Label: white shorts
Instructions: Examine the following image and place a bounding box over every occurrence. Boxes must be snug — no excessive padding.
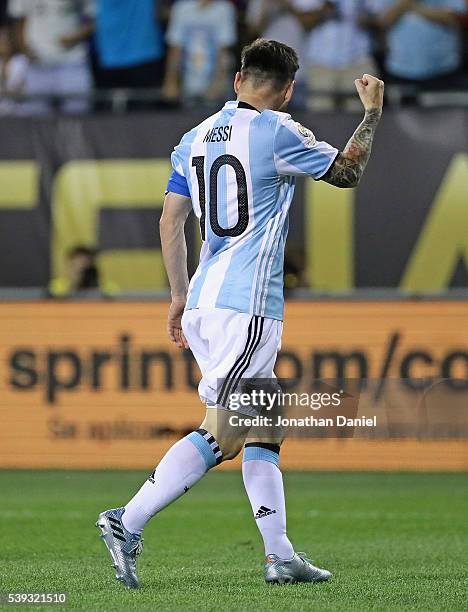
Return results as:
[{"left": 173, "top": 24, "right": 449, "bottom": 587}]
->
[{"left": 182, "top": 307, "right": 282, "bottom": 413}]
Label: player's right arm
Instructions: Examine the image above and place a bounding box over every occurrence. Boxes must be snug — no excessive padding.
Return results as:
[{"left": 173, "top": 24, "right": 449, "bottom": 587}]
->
[
  {"left": 322, "top": 74, "right": 384, "bottom": 189},
  {"left": 160, "top": 189, "right": 192, "bottom": 349},
  {"left": 160, "top": 126, "right": 197, "bottom": 348}
]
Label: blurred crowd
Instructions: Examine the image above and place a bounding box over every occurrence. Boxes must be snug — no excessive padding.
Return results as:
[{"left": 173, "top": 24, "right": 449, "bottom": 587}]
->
[{"left": 0, "top": 0, "right": 467, "bottom": 114}]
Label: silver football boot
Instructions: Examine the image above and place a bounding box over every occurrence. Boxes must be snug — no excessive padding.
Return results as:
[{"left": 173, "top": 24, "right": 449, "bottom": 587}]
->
[
  {"left": 264, "top": 552, "right": 332, "bottom": 584},
  {"left": 96, "top": 507, "right": 144, "bottom": 589}
]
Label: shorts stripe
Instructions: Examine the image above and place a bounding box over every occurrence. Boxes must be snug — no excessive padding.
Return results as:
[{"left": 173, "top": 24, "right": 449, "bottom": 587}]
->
[
  {"left": 217, "top": 316, "right": 256, "bottom": 404},
  {"left": 218, "top": 316, "right": 264, "bottom": 407}
]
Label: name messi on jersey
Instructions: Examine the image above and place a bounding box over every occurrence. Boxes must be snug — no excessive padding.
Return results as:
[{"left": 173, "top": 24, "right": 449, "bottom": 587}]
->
[{"left": 203, "top": 126, "right": 233, "bottom": 143}]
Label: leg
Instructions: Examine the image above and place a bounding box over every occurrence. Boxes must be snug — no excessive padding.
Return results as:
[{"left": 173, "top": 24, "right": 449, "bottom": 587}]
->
[
  {"left": 121, "top": 308, "right": 255, "bottom": 534},
  {"left": 122, "top": 408, "right": 250, "bottom": 535},
  {"left": 241, "top": 383, "right": 332, "bottom": 584},
  {"left": 242, "top": 439, "right": 294, "bottom": 560},
  {"left": 96, "top": 407, "right": 250, "bottom": 588},
  {"left": 241, "top": 398, "right": 293, "bottom": 560},
  {"left": 242, "top": 435, "right": 332, "bottom": 584},
  {"left": 97, "top": 308, "right": 256, "bottom": 588}
]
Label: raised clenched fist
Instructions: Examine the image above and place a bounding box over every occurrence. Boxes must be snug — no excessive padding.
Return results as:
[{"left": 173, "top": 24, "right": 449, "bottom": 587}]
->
[{"left": 354, "top": 74, "right": 385, "bottom": 112}]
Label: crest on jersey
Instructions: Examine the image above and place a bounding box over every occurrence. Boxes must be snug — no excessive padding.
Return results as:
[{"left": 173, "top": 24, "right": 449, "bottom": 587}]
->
[{"left": 295, "top": 123, "right": 316, "bottom": 148}]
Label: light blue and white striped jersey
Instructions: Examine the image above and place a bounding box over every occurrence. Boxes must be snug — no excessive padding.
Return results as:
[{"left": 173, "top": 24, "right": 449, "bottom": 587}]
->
[{"left": 169, "top": 100, "right": 338, "bottom": 321}]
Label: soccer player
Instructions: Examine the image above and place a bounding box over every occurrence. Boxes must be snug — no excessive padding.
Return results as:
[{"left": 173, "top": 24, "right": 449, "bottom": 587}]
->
[{"left": 97, "top": 39, "right": 384, "bottom": 588}]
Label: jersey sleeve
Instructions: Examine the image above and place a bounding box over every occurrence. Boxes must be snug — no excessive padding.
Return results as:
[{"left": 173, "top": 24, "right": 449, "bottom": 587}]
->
[
  {"left": 166, "top": 169, "right": 190, "bottom": 198},
  {"left": 273, "top": 115, "right": 339, "bottom": 180},
  {"left": 170, "top": 137, "right": 187, "bottom": 177},
  {"left": 168, "top": 129, "right": 193, "bottom": 197}
]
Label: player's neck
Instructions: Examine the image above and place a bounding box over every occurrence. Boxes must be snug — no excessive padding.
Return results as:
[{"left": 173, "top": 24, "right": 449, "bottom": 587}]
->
[{"left": 236, "top": 95, "right": 277, "bottom": 113}]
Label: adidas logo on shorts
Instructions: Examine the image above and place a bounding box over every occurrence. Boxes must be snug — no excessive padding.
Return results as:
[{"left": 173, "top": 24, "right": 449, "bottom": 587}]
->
[{"left": 255, "top": 505, "right": 276, "bottom": 519}]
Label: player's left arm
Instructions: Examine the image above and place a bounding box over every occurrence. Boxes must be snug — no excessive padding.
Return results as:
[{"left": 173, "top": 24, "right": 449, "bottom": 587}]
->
[
  {"left": 274, "top": 75, "right": 382, "bottom": 186},
  {"left": 322, "top": 107, "right": 382, "bottom": 188},
  {"left": 160, "top": 192, "right": 192, "bottom": 349},
  {"left": 322, "top": 74, "right": 384, "bottom": 188}
]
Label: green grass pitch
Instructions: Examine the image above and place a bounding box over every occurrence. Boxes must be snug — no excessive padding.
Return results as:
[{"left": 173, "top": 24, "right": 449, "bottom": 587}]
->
[{"left": 0, "top": 470, "right": 467, "bottom": 611}]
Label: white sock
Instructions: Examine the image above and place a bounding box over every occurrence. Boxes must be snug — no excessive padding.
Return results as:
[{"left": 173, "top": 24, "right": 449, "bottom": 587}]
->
[
  {"left": 242, "top": 445, "right": 295, "bottom": 560},
  {"left": 122, "top": 429, "right": 222, "bottom": 535}
]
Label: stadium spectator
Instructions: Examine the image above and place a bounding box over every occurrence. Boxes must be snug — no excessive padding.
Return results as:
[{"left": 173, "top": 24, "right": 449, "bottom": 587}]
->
[
  {"left": 246, "top": 0, "right": 307, "bottom": 85},
  {"left": 371, "top": 0, "right": 467, "bottom": 90},
  {"left": 284, "top": 248, "right": 307, "bottom": 296},
  {"left": 67, "top": 246, "right": 99, "bottom": 292},
  {"left": 162, "top": 0, "right": 237, "bottom": 105},
  {"left": 0, "top": 24, "right": 28, "bottom": 113},
  {"left": 8, "top": 0, "right": 94, "bottom": 114},
  {"left": 247, "top": 0, "right": 305, "bottom": 50},
  {"left": 93, "top": 0, "right": 165, "bottom": 90},
  {"left": 49, "top": 246, "right": 99, "bottom": 297},
  {"left": 285, "top": 0, "right": 379, "bottom": 111}
]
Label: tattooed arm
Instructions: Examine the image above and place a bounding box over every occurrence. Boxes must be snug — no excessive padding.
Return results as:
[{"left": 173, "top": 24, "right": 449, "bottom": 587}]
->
[
  {"left": 322, "top": 108, "right": 382, "bottom": 188},
  {"left": 322, "top": 74, "right": 384, "bottom": 189}
]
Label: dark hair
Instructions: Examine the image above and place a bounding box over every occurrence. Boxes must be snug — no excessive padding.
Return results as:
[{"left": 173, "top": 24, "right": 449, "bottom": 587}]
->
[{"left": 240, "top": 39, "right": 299, "bottom": 91}]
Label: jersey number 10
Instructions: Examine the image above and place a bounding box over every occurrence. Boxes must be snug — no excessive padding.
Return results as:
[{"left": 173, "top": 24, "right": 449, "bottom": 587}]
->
[{"left": 192, "top": 154, "right": 249, "bottom": 240}]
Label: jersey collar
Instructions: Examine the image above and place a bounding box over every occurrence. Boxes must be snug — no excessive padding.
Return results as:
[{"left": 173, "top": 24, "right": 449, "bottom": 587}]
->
[{"left": 223, "top": 100, "right": 261, "bottom": 113}]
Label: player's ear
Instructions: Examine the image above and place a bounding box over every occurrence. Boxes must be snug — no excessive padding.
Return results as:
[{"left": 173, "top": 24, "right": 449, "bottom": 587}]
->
[
  {"left": 278, "top": 80, "right": 295, "bottom": 111},
  {"left": 284, "top": 80, "right": 295, "bottom": 104},
  {"left": 234, "top": 72, "right": 242, "bottom": 94}
]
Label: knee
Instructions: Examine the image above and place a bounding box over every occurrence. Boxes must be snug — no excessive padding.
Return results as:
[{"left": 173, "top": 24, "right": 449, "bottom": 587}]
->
[
  {"left": 193, "top": 425, "right": 246, "bottom": 463},
  {"left": 199, "top": 410, "right": 249, "bottom": 463},
  {"left": 217, "top": 436, "right": 245, "bottom": 461}
]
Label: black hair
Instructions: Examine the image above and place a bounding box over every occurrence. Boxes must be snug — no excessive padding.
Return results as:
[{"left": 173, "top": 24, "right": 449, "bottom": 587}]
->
[{"left": 240, "top": 39, "right": 299, "bottom": 91}]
